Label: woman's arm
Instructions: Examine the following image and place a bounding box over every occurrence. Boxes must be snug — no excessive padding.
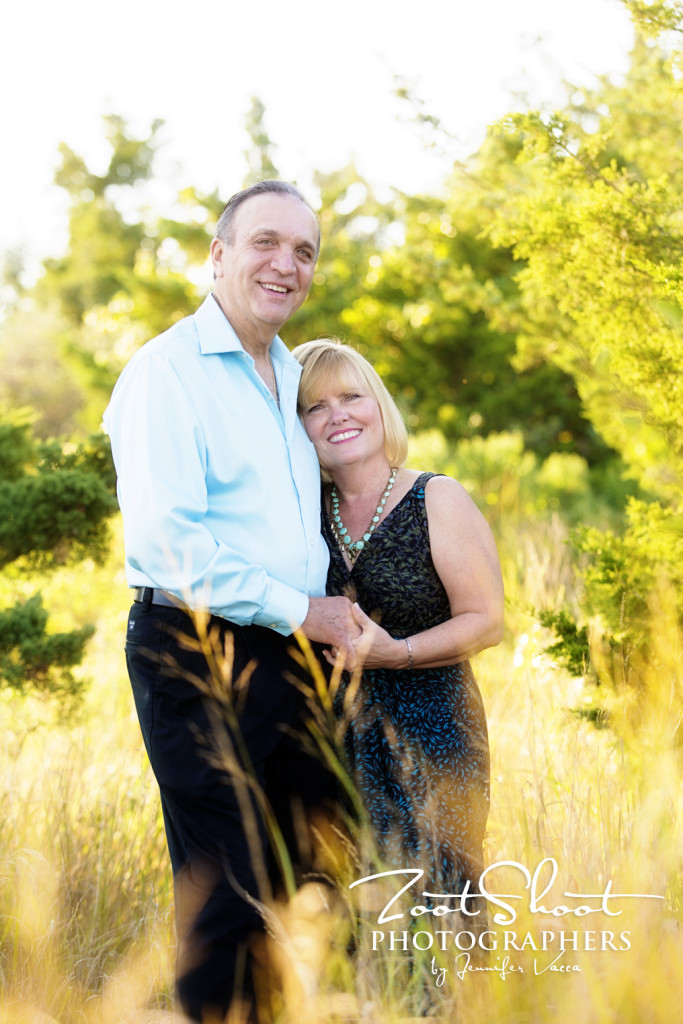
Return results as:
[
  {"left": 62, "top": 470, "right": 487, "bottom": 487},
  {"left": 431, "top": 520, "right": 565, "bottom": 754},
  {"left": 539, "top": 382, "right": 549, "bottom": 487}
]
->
[{"left": 351, "top": 475, "right": 504, "bottom": 670}]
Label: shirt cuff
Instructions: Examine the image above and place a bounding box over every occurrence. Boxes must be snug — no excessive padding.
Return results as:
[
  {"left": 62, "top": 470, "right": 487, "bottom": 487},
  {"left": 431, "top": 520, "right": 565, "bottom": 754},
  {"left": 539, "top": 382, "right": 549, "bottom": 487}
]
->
[{"left": 253, "top": 580, "right": 310, "bottom": 636}]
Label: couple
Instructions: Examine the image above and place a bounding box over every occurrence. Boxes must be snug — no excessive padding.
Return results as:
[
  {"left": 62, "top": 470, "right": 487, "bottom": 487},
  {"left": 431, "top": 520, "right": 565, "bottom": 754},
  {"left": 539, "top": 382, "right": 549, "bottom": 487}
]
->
[{"left": 104, "top": 180, "right": 504, "bottom": 1023}]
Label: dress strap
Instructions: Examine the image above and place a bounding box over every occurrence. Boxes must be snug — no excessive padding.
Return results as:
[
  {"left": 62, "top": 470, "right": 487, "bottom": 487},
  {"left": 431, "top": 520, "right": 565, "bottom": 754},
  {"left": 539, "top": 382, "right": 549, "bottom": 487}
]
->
[{"left": 412, "top": 471, "right": 442, "bottom": 498}]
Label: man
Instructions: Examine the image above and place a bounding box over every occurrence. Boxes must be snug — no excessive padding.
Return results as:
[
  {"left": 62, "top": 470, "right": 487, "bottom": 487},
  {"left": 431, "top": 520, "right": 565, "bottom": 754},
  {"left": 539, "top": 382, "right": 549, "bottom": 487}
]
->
[{"left": 103, "top": 180, "right": 357, "bottom": 1022}]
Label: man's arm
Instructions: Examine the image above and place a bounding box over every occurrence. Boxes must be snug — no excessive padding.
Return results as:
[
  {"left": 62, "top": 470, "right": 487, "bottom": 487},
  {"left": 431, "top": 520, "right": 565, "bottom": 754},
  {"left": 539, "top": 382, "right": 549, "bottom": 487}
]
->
[{"left": 105, "top": 350, "right": 320, "bottom": 635}]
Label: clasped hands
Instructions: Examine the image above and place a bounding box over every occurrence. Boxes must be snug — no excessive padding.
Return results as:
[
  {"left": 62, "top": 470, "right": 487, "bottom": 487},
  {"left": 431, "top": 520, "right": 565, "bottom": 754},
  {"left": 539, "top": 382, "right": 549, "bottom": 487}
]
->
[
  {"left": 324, "top": 602, "right": 398, "bottom": 672},
  {"left": 301, "top": 595, "right": 398, "bottom": 672}
]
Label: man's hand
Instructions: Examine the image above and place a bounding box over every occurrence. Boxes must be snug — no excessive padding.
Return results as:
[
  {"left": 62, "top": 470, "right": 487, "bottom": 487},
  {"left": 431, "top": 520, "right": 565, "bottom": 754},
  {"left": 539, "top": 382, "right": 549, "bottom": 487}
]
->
[{"left": 299, "top": 595, "right": 362, "bottom": 670}]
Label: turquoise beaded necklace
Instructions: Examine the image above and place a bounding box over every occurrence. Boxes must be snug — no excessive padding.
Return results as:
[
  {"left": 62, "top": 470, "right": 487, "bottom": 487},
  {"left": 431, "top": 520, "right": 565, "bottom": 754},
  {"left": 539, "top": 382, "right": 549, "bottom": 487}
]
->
[{"left": 329, "top": 467, "right": 397, "bottom": 563}]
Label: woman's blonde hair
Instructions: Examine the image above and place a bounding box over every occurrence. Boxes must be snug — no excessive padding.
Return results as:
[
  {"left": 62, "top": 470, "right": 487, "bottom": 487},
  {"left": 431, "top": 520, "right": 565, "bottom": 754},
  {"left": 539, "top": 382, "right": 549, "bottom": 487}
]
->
[{"left": 292, "top": 338, "right": 409, "bottom": 475}]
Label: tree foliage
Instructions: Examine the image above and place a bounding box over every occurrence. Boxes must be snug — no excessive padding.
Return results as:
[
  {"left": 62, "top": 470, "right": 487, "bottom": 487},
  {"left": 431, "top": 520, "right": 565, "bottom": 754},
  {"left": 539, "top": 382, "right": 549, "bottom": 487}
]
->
[
  {"left": 40, "top": 114, "right": 165, "bottom": 325},
  {"left": 482, "top": 6, "right": 683, "bottom": 682},
  {"left": 33, "top": 115, "right": 216, "bottom": 430},
  {"left": 0, "top": 413, "right": 116, "bottom": 699},
  {"left": 22, "top": 108, "right": 610, "bottom": 460},
  {"left": 243, "top": 97, "right": 280, "bottom": 186},
  {"left": 0, "top": 594, "right": 94, "bottom": 699},
  {"left": 3, "top": 8, "right": 683, "bottom": 701},
  {"left": 337, "top": 180, "right": 604, "bottom": 461}
]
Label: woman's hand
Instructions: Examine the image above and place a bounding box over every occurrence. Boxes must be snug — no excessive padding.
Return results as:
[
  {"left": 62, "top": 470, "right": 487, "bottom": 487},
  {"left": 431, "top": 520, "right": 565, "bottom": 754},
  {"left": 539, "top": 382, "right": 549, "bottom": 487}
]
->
[
  {"left": 349, "top": 603, "right": 407, "bottom": 670},
  {"left": 323, "top": 603, "right": 404, "bottom": 670}
]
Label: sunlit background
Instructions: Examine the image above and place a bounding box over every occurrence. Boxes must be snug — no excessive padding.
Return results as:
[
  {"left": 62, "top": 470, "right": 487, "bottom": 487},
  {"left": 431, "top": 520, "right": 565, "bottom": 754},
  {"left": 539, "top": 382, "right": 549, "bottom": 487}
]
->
[
  {"left": 2, "top": 2, "right": 682, "bottom": 1020},
  {"left": 3, "top": 0, "right": 633, "bottom": 267}
]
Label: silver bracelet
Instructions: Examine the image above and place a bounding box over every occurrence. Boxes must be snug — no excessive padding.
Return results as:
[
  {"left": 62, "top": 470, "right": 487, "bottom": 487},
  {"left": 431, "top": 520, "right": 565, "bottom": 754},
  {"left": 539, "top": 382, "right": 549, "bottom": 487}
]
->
[{"left": 405, "top": 637, "right": 414, "bottom": 670}]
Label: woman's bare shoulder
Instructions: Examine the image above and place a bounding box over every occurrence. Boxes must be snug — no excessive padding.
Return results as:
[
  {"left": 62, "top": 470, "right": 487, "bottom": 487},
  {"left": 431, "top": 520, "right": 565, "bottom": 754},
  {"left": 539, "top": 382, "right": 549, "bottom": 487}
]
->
[{"left": 423, "top": 472, "right": 474, "bottom": 507}]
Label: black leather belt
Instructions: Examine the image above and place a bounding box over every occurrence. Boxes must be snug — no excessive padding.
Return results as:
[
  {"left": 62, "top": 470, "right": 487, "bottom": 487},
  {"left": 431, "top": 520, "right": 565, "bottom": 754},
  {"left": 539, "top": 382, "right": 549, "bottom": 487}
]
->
[{"left": 133, "top": 587, "right": 188, "bottom": 610}]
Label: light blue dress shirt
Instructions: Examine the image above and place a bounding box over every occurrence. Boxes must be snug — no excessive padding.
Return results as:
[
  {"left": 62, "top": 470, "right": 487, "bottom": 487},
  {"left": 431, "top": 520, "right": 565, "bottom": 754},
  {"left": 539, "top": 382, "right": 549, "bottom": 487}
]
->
[{"left": 103, "top": 294, "right": 329, "bottom": 635}]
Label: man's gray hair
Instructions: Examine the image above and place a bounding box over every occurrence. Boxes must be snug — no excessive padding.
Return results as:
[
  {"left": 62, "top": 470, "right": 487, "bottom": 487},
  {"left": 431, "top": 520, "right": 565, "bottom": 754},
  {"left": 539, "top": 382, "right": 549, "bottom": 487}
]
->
[{"left": 215, "top": 180, "right": 320, "bottom": 256}]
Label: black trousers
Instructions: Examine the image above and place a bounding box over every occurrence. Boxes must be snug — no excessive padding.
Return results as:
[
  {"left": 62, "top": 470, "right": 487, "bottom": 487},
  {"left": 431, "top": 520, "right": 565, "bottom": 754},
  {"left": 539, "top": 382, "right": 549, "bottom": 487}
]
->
[{"left": 125, "top": 599, "right": 335, "bottom": 1022}]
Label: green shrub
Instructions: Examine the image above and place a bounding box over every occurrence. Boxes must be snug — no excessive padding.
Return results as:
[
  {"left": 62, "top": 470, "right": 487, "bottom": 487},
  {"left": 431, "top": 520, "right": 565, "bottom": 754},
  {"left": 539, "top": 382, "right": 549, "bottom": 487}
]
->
[
  {"left": 0, "top": 410, "right": 117, "bottom": 703},
  {"left": 540, "top": 498, "right": 683, "bottom": 688}
]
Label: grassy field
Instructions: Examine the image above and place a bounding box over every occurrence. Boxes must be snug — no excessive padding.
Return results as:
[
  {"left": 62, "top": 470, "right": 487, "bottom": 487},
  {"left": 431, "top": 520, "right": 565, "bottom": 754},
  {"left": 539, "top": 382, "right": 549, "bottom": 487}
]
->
[{"left": 0, "top": 511, "right": 681, "bottom": 1023}]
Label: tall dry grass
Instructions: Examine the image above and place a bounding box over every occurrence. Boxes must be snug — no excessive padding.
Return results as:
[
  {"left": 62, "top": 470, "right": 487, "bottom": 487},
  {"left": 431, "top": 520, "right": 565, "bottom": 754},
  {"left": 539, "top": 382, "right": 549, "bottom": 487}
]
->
[{"left": 0, "top": 512, "right": 681, "bottom": 1023}]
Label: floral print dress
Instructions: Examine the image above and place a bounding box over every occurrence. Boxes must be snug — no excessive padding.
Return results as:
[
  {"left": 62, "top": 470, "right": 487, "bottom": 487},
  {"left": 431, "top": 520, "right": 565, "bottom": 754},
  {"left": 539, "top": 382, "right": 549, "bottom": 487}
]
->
[{"left": 323, "top": 472, "right": 490, "bottom": 896}]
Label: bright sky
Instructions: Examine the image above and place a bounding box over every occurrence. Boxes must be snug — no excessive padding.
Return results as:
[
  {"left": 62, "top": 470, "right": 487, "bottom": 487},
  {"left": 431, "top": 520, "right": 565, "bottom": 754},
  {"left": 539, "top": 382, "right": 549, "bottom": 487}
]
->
[{"left": 2, "top": 0, "right": 634, "bottom": 271}]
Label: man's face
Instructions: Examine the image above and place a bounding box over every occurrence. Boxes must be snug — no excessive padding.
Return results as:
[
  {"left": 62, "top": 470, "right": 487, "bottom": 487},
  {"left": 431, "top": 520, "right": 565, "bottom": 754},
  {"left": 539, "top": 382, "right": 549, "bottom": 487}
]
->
[{"left": 210, "top": 193, "right": 319, "bottom": 346}]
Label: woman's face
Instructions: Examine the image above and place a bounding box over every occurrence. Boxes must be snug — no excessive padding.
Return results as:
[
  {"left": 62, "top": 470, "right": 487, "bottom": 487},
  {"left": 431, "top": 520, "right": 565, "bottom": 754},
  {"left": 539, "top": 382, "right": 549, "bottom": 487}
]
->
[{"left": 300, "top": 378, "right": 386, "bottom": 473}]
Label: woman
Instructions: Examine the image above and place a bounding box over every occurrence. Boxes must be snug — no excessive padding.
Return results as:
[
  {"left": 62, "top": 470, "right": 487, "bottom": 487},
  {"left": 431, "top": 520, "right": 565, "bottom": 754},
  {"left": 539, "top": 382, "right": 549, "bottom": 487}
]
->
[{"left": 292, "top": 338, "right": 504, "bottom": 902}]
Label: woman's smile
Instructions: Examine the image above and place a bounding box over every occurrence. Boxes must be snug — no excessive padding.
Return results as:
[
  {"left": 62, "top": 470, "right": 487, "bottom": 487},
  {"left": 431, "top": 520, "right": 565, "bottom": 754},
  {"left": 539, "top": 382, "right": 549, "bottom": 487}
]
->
[{"left": 328, "top": 428, "right": 362, "bottom": 443}]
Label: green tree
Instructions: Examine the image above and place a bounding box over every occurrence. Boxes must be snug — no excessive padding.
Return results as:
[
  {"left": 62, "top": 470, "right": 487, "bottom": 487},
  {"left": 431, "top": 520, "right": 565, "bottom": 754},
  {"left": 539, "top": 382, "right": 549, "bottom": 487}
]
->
[
  {"left": 484, "top": 2, "right": 683, "bottom": 683},
  {"left": 284, "top": 123, "right": 608, "bottom": 462},
  {"left": 341, "top": 178, "right": 606, "bottom": 460},
  {"left": 0, "top": 307, "right": 85, "bottom": 438},
  {"left": 0, "top": 413, "right": 117, "bottom": 702},
  {"left": 40, "top": 114, "right": 166, "bottom": 325},
  {"left": 286, "top": 163, "right": 391, "bottom": 346},
  {"left": 33, "top": 115, "right": 213, "bottom": 430},
  {"left": 242, "top": 96, "right": 280, "bottom": 185},
  {"left": 488, "top": 71, "right": 683, "bottom": 499}
]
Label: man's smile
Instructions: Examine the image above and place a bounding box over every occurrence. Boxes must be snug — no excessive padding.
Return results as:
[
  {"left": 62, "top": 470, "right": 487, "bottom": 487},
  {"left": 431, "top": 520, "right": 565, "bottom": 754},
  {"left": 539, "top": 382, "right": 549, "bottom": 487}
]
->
[{"left": 260, "top": 282, "right": 290, "bottom": 293}]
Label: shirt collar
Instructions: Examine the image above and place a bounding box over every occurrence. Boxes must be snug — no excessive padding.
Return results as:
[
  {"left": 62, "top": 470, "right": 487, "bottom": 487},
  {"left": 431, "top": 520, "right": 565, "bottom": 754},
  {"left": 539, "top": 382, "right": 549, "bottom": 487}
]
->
[{"left": 194, "top": 293, "right": 300, "bottom": 371}]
